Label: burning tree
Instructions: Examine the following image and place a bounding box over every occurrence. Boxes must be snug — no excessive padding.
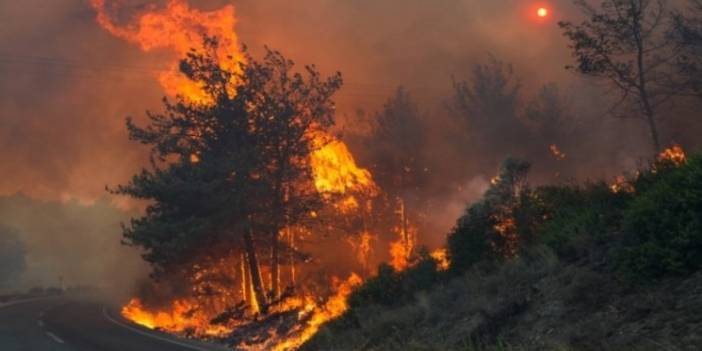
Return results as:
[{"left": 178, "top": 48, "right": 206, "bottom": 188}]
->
[
  {"left": 367, "top": 88, "right": 430, "bottom": 270},
  {"left": 112, "top": 41, "right": 342, "bottom": 315}
]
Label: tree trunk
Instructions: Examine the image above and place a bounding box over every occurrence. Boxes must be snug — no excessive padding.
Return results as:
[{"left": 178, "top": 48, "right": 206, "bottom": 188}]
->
[
  {"left": 240, "top": 253, "right": 248, "bottom": 303},
  {"left": 289, "top": 227, "right": 296, "bottom": 286},
  {"left": 270, "top": 228, "right": 280, "bottom": 298},
  {"left": 243, "top": 227, "right": 268, "bottom": 314},
  {"left": 633, "top": 7, "right": 661, "bottom": 155}
]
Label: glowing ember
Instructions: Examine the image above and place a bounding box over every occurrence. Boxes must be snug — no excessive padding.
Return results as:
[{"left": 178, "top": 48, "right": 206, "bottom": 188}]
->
[
  {"left": 549, "top": 144, "right": 566, "bottom": 161},
  {"left": 658, "top": 144, "right": 686, "bottom": 166},
  {"left": 610, "top": 175, "right": 634, "bottom": 194},
  {"left": 430, "top": 249, "right": 450, "bottom": 271}
]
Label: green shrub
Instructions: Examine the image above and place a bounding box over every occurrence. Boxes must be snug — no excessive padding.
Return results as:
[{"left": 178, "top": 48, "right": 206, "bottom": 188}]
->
[
  {"left": 537, "top": 182, "right": 630, "bottom": 260},
  {"left": 447, "top": 201, "right": 498, "bottom": 273},
  {"left": 448, "top": 158, "right": 538, "bottom": 274},
  {"left": 348, "top": 252, "right": 441, "bottom": 309},
  {"left": 618, "top": 155, "right": 702, "bottom": 281}
]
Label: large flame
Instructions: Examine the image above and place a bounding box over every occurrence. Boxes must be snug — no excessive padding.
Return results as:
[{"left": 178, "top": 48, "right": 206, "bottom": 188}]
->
[
  {"left": 122, "top": 298, "right": 230, "bottom": 337},
  {"left": 269, "top": 273, "right": 363, "bottom": 351},
  {"left": 90, "top": 0, "right": 244, "bottom": 104},
  {"left": 90, "top": 1, "right": 431, "bottom": 349},
  {"left": 309, "top": 132, "right": 377, "bottom": 195}
]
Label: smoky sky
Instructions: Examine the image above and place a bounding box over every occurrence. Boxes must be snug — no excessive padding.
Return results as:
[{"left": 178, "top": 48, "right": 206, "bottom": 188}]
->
[
  {"left": 0, "top": 0, "right": 591, "bottom": 202},
  {"left": 1, "top": 0, "right": 696, "bottom": 278}
]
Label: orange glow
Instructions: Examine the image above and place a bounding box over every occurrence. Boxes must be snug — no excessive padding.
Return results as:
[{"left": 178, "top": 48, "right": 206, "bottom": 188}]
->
[
  {"left": 90, "top": 0, "right": 244, "bottom": 104},
  {"left": 269, "top": 274, "right": 363, "bottom": 351},
  {"left": 430, "top": 249, "right": 450, "bottom": 271},
  {"left": 549, "top": 144, "right": 566, "bottom": 161},
  {"left": 658, "top": 144, "right": 686, "bottom": 166},
  {"left": 537, "top": 7, "right": 549, "bottom": 18},
  {"left": 310, "top": 132, "right": 378, "bottom": 196},
  {"left": 121, "top": 298, "right": 230, "bottom": 337}
]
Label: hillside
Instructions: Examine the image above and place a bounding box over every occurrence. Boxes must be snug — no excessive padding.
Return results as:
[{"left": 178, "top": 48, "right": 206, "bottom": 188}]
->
[{"left": 300, "top": 149, "right": 702, "bottom": 351}]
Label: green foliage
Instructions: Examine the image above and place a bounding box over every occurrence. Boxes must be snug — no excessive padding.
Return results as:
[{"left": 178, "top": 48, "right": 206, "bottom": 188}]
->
[
  {"left": 448, "top": 158, "right": 540, "bottom": 273},
  {"left": 537, "top": 182, "right": 630, "bottom": 260},
  {"left": 618, "top": 155, "right": 702, "bottom": 281},
  {"left": 348, "top": 250, "right": 440, "bottom": 309},
  {"left": 113, "top": 41, "right": 342, "bottom": 275}
]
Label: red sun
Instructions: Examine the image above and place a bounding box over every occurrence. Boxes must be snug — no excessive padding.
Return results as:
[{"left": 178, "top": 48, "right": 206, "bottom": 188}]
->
[{"left": 537, "top": 7, "right": 549, "bottom": 18}]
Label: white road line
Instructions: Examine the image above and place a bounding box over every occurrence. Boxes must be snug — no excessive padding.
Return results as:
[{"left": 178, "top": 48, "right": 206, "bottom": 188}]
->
[
  {"left": 0, "top": 297, "right": 47, "bottom": 310},
  {"left": 46, "top": 332, "right": 65, "bottom": 344},
  {"left": 101, "top": 307, "right": 214, "bottom": 351}
]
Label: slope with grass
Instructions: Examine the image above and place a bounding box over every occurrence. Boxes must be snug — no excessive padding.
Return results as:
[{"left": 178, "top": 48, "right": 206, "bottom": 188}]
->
[{"left": 300, "top": 153, "right": 702, "bottom": 351}]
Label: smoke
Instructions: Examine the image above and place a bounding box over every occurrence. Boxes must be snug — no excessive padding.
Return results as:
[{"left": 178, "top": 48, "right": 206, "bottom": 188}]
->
[
  {"left": 1, "top": 0, "right": 701, "bottom": 281},
  {"left": 0, "top": 194, "right": 147, "bottom": 297}
]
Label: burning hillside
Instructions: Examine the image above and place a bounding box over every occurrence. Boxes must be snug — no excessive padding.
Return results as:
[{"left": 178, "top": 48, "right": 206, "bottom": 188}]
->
[{"left": 90, "top": 1, "right": 445, "bottom": 349}]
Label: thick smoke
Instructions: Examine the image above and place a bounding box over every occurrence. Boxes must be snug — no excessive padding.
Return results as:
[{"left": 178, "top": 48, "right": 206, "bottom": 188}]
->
[
  {"left": 1, "top": 0, "right": 700, "bottom": 285},
  {"left": 0, "top": 194, "right": 147, "bottom": 297}
]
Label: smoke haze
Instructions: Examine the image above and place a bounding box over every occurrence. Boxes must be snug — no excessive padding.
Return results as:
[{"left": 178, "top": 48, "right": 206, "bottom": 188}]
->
[{"left": 1, "top": 0, "right": 700, "bottom": 288}]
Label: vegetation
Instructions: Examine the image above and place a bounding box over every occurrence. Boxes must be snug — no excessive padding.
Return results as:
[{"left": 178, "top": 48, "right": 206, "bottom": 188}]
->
[
  {"left": 113, "top": 41, "right": 342, "bottom": 312},
  {"left": 303, "top": 151, "right": 702, "bottom": 350}
]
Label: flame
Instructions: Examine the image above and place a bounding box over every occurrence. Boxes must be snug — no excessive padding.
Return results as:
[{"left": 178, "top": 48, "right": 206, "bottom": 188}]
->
[
  {"left": 269, "top": 274, "right": 363, "bottom": 351},
  {"left": 310, "top": 132, "right": 377, "bottom": 195},
  {"left": 549, "top": 144, "right": 566, "bottom": 161},
  {"left": 90, "top": 0, "right": 244, "bottom": 104},
  {"left": 121, "top": 298, "right": 230, "bottom": 337},
  {"left": 430, "top": 249, "right": 450, "bottom": 271},
  {"left": 658, "top": 144, "right": 686, "bottom": 165},
  {"left": 90, "top": 1, "right": 421, "bottom": 349},
  {"left": 347, "top": 231, "right": 374, "bottom": 269},
  {"left": 610, "top": 175, "right": 634, "bottom": 194}
]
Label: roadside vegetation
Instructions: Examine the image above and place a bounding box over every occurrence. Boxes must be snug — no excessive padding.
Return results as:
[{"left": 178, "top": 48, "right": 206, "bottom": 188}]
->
[{"left": 301, "top": 151, "right": 702, "bottom": 351}]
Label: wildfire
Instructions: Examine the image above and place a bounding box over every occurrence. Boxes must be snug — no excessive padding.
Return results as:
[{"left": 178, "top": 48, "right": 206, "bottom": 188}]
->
[
  {"left": 269, "top": 274, "right": 363, "bottom": 351},
  {"left": 430, "top": 248, "right": 450, "bottom": 271},
  {"left": 658, "top": 144, "right": 686, "bottom": 165},
  {"left": 90, "top": 1, "right": 428, "bottom": 349},
  {"left": 121, "top": 298, "right": 230, "bottom": 337},
  {"left": 90, "top": 0, "right": 244, "bottom": 104},
  {"left": 310, "top": 132, "right": 378, "bottom": 196}
]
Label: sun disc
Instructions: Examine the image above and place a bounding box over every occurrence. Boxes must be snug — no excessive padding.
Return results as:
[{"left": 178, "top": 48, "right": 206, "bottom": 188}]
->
[{"left": 537, "top": 7, "right": 548, "bottom": 17}]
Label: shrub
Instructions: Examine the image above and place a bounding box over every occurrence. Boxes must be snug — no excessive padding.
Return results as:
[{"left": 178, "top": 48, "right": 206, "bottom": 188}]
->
[
  {"left": 537, "top": 182, "right": 630, "bottom": 260},
  {"left": 348, "top": 251, "right": 441, "bottom": 309},
  {"left": 448, "top": 158, "right": 539, "bottom": 274},
  {"left": 618, "top": 155, "right": 702, "bottom": 281}
]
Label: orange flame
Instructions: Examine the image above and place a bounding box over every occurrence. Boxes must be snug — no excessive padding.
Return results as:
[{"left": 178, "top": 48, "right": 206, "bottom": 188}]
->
[
  {"left": 310, "top": 132, "right": 377, "bottom": 196},
  {"left": 658, "top": 144, "right": 686, "bottom": 166},
  {"left": 430, "top": 249, "right": 450, "bottom": 271},
  {"left": 549, "top": 144, "right": 566, "bottom": 161},
  {"left": 121, "top": 298, "right": 230, "bottom": 337},
  {"left": 90, "top": 0, "right": 244, "bottom": 104},
  {"left": 269, "top": 273, "right": 363, "bottom": 351}
]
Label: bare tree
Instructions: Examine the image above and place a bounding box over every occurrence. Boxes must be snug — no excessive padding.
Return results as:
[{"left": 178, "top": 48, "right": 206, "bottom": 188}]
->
[{"left": 560, "top": 0, "right": 673, "bottom": 155}]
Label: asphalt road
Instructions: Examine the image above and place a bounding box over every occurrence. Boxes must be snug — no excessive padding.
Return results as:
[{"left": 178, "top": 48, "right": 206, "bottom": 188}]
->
[{"left": 0, "top": 296, "right": 227, "bottom": 351}]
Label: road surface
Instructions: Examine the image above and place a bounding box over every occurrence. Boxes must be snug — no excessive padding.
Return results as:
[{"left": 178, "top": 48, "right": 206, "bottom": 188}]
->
[{"left": 0, "top": 296, "right": 228, "bottom": 351}]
